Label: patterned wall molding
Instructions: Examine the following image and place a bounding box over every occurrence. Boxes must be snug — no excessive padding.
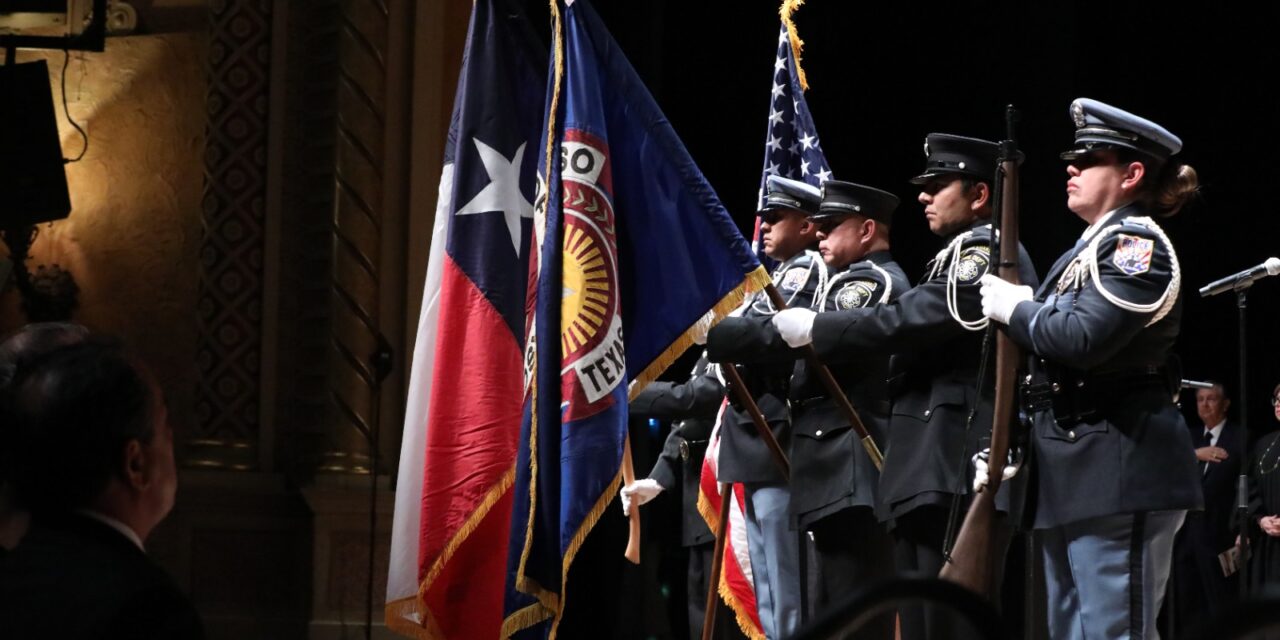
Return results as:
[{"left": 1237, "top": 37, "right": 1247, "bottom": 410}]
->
[{"left": 191, "top": 0, "right": 273, "bottom": 469}]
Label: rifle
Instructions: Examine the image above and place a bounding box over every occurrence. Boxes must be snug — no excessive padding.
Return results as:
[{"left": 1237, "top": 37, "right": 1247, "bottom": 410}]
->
[{"left": 938, "top": 106, "right": 1024, "bottom": 596}]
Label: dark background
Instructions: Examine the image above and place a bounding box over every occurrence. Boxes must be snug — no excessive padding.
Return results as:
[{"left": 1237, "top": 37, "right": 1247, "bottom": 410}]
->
[{"left": 586, "top": 0, "right": 1280, "bottom": 443}]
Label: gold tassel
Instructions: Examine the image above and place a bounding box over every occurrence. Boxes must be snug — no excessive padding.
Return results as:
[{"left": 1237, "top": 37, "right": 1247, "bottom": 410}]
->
[{"left": 779, "top": 0, "right": 809, "bottom": 92}]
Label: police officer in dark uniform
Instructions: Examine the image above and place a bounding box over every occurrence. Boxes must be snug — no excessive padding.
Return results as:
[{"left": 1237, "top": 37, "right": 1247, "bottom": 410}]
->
[
  {"left": 709, "top": 181, "right": 906, "bottom": 635},
  {"left": 771, "top": 135, "right": 1039, "bottom": 640},
  {"left": 620, "top": 354, "right": 743, "bottom": 640},
  {"left": 708, "top": 175, "right": 827, "bottom": 640},
  {"left": 980, "top": 98, "right": 1203, "bottom": 639}
]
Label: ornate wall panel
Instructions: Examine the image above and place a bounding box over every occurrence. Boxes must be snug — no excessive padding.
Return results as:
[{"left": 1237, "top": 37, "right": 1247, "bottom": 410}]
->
[{"left": 192, "top": 0, "right": 273, "bottom": 469}]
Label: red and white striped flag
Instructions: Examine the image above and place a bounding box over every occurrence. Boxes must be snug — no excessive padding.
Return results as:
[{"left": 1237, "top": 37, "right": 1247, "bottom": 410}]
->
[{"left": 697, "top": 401, "right": 766, "bottom": 640}]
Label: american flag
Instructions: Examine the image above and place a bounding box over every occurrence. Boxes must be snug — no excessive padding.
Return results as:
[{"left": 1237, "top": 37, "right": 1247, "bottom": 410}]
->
[{"left": 759, "top": 24, "right": 831, "bottom": 197}]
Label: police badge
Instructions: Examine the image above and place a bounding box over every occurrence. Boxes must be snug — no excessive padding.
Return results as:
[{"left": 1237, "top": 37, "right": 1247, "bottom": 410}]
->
[
  {"left": 780, "top": 266, "right": 811, "bottom": 293},
  {"left": 954, "top": 246, "right": 991, "bottom": 284},
  {"left": 836, "top": 280, "right": 876, "bottom": 309},
  {"left": 1113, "top": 234, "right": 1154, "bottom": 275}
]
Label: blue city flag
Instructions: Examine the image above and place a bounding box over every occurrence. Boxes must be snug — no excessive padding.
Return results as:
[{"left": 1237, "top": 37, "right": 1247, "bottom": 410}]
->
[
  {"left": 502, "top": 0, "right": 770, "bottom": 635},
  {"left": 755, "top": 15, "right": 832, "bottom": 268}
]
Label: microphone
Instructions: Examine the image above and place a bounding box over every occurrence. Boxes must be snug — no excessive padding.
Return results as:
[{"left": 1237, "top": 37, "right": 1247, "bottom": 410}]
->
[
  {"left": 1199, "top": 257, "right": 1280, "bottom": 297},
  {"left": 1180, "top": 379, "right": 1214, "bottom": 390}
]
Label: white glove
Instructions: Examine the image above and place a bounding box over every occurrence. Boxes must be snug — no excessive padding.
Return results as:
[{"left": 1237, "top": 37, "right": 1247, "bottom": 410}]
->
[
  {"left": 772, "top": 308, "right": 816, "bottom": 348},
  {"left": 979, "top": 274, "right": 1033, "bottom": 325},
  {"left": 972, "top": 447, "right": 1023, "bottom": 493},
  {"left": 620, "top": 478, "right": 664, "bottom": 516}
]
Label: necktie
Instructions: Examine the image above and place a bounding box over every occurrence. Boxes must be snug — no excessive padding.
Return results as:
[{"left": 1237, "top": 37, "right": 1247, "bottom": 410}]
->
[{"left": 1200, "top": 429, "right": 1213, "bottom": 475}]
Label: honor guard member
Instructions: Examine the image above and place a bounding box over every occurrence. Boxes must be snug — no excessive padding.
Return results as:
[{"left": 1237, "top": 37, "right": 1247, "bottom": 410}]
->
[
  {"left": 709, "top": 181, "right": 907, "bottom": 634},
  {"left": 770, "top": 135, "right": 1039, "bottom": 640},
  {"left": 706, "top": 175, "right": 827, "bottom": 640},
  {"left": 619, "top": 355, "right": 744, "bottom": 640},
  {"left": 979, "top": 99, "right": 1202, "bottom": 640}
]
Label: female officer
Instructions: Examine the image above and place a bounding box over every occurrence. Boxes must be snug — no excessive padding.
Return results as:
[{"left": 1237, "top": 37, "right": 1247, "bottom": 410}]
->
[{"left": 979, "top": 98, "right": 1203, "bottom": 639}]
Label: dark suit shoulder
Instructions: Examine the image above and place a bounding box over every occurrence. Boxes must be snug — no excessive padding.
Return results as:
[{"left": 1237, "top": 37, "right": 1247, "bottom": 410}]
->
[{"left": 0, "top": 516, "right": 204, "bottom": 639}]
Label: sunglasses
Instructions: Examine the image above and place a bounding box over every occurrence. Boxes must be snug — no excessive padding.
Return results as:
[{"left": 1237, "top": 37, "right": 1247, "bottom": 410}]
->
[
  {"left": 759, "top": 210, "right": 785, "bottom": 225},
  {"left": 1066, "top": 153, "right": 1114, "bottom": 171},
  {"left": 814, "top": 217, "right": 847, "bottom": 234}
]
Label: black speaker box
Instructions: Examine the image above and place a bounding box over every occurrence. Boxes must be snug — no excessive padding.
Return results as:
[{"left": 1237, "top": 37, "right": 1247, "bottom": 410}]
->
[{"left": 0, "top": 60, "right": 72, "bottom": 227}]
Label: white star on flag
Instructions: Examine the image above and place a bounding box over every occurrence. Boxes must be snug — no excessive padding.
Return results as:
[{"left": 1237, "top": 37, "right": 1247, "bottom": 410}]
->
[{"left": 455, "top": 139, "right": 533, "bottom": 255}]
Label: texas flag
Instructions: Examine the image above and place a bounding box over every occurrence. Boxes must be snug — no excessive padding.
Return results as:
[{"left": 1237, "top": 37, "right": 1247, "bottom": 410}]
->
[{"left": 384, "top": 1, "right": 546, "bottom": 638}]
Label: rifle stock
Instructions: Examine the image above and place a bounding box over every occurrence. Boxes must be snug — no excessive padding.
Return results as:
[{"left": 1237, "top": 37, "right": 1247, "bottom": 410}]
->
[{"left": 939, "top": 106, "right": 1023, "bottom": 597}]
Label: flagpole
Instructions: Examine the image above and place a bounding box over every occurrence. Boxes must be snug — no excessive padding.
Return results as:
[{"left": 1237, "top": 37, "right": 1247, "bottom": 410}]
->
[
  {"left": 765, "top": 283, "right": 885, "bottom": 470},
  {"left": 702, "top": 481, "right": 733, "bottom": 640},
  {"left": 720, "top": 363, "right": 791, "bottom": 479},
  {"left": 621, "top": 435, "right": 641, "bottom": 564}
]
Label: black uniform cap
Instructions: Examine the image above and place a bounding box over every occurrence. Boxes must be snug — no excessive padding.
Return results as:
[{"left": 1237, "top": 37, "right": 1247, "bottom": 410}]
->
[
  {"left": 813, "top": 180, "right": 899, "bottom": 225},
  {"left": 760, "top": 175, "right": 822, "bottom": 216},
  {"left": 909, "top": 133, "right": 999, "bottom": 185}
]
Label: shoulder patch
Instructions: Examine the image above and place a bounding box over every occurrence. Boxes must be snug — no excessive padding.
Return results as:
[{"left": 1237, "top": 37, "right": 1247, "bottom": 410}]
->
[
  {"left": 1112, "top": 233, "right": 1154, "bottom": 276},
  {"left": 779, "top": 266, "right": 811, "bottom": 292},
  {"left": 954, "top": 246, "right": 991, "bottom": 284},
  {"left": 835, "top": 279, "right": 878, "bottom": 309}
]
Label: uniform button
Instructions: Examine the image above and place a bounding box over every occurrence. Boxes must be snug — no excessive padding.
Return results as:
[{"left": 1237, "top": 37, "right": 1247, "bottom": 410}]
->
[
  {"left": 1068, "top": 430, "right": 1076, "bottom": 440},
  {"left": 815, "top": 430, "right": 823, "bottom": 437},
  {"left": 1051, "top": 383, "right": 1061, "bottom": 393},
  {"left": 924, "top": 410, "right": 932, "bottom": 417}
]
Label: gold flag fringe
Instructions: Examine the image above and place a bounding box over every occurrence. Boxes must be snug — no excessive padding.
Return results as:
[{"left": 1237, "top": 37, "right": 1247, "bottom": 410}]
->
[
  {"left": 629, "top": 266, "right": 772, "bottom": 401},
  {"left": 500, "top": 1, "right": 568, "bottom": 634},
  {"left": 500, "top": 603, "right": 554, "bottom": 638},
  {"left": 548, "top": 464, "right": 626, "bottom": 639},
  {"left": 719, "top": 573, "right": 769, "bottom": 640},
  {"left": 390, "top": 469, "right": 516, "bottom": 639},
  {"left": 698, "top": 484, "right": 767, "bottom": 640},
  {"left": 779, "top": 0, "right": 809, "bottom": 91},
  {"left": 384, "top": 596, "right": 444, "bottom": 639}
]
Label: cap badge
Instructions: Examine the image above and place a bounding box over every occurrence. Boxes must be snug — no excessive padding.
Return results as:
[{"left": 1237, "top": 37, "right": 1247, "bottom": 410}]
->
[{"left": 1071, "top": 100, "right": 1086, "bottom": 128}]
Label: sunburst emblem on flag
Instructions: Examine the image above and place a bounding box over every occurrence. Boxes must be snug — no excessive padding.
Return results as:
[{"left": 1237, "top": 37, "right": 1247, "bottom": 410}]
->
[{"left": 561, "top": 219, "right": 614, "bottom": 355}]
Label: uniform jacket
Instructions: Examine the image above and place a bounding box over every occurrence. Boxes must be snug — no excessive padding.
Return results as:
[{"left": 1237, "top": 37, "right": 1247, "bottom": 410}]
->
[
  {"left": 706, "top": 250, "right": 826, "bottom": 484},
  {"left": 1006, "top": 203, "right": 1203, "bottom": 529},
  {"left": 788, "top": 251, "right": 909, "bottom": 526},
  {"left": 809, "top": 221, "right": 1039, "bottom": 521},
  {"left": 631, "top": 355, "right": 722, "bottom": 547}
]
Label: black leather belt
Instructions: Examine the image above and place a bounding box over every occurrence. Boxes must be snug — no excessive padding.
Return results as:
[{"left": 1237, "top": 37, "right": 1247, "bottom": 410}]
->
[
  {"left": 1022, "top": 366, "right": 1170, "bottom": 426},
  {"left": 679, "top": 438, "right": 708, "bottom": 462},
  {"left": 791, "top": 396, "right": 891, "bottom": 415}
]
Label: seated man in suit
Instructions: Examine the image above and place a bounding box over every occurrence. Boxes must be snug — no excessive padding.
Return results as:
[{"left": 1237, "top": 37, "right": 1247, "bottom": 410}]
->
[{"left": 0, "top": 337, "right": 204, "bottom": 638}]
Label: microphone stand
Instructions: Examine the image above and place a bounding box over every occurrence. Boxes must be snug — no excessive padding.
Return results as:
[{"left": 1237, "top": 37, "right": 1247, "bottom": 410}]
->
[
  {"left": 1202, "top": 271, "right": 1262, "bottom": 597},
  {"left": 1234, "top": 285, "right": 1250, "bottom": 597}
]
